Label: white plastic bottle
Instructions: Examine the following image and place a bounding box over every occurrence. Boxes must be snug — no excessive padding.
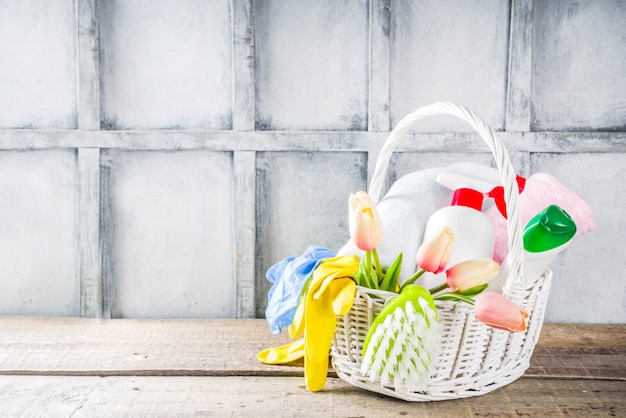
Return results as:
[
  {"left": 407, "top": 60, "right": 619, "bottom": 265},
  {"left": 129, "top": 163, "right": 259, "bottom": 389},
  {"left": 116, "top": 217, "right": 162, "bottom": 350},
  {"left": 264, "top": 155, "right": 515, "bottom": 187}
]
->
[
  {"left": 488, "top": 204, "right": 577, "bottom": 292},
  {"left": 418, "top": 187, "right": 496, "bottom": 289}
]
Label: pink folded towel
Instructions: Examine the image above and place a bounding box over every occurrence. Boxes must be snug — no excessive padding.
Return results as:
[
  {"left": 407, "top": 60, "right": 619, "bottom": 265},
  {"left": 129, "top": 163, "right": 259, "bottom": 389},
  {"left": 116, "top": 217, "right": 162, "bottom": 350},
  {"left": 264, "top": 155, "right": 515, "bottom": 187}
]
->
[{"left": 486, "top": 172, "right": 595, "bottom": 263}]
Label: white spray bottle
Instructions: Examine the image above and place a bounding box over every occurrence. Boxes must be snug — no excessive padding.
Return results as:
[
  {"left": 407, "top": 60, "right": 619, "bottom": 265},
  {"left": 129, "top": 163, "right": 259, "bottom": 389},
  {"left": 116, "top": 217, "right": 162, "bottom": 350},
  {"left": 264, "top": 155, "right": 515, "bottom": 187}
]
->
[{"left": 418, "top": 187, "right": 496, "bottom": 289}]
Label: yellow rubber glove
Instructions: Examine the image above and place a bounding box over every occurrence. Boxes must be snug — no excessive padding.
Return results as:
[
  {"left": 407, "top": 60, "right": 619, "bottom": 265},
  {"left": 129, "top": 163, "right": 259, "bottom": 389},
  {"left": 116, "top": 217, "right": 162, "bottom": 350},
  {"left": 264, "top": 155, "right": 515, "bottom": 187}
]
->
[
  {"left": 304, "top": 276, "right": 356, "bottom": 391},
  {"left": 259, "top": 255, "right": 358, "bottom": 392},
  {"left": 289, "top": 255, "right": 359, "bottom": 340},
  {"left": 257, "top": 339, "right": 305, "bottom": 365},
  {"left": 289, "top": 255, "right": 359, "bottom": 392}
]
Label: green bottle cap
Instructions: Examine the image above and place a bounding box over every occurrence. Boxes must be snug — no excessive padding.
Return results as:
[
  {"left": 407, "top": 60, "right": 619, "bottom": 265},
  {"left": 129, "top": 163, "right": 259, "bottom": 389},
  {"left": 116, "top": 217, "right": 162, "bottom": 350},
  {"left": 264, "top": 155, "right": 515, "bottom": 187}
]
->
[{"left": 523, "top": 205, "right": 577, "bottom": 253}]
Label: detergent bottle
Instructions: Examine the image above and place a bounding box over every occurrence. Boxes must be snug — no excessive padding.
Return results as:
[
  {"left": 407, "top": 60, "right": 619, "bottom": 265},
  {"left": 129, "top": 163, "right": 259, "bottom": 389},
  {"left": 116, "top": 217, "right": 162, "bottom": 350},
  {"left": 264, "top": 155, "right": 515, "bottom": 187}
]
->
[
  {"left": 419, "top": 187, "right": 496, "bottom": 288},
  {"left": 488, "top": 204, "right": 577, "bottom": 292}
]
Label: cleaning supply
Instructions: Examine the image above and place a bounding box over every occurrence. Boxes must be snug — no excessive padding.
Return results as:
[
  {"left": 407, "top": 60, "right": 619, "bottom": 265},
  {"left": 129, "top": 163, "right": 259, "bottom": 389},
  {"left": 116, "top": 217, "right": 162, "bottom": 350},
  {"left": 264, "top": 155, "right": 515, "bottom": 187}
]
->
[
  {"left": 258, "top": 255, "right": 358, "bottom": 391},
  {"left": 264, "top": 245, "right": 336, "bottom": 334},
  {"left": 288, "top": 255, "right": 359, "bottom": 392},
  {"left": 486, "top": 172, "right": 594, "bottom": 263},
  {"left": 436, "top": 161, "right": 526, "bottom": 221},
  {"left": 360, "top": 284, "right": 439, "bottom": 392},
  {"left": 419, "top": 187, "right": 496, "bottom": 289},
  {"left": 488, "top": 204, "right": 577, "bottom": 292},
  {"left": 257, "top": 339, "right": 305, "bottom": 365}
]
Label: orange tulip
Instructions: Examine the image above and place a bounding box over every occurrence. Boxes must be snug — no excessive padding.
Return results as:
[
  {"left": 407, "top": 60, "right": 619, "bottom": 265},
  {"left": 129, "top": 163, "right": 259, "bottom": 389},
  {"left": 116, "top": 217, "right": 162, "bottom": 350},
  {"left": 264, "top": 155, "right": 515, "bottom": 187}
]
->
[
  {"left": 474, "top": 292, "right": 529, "bottom": 332},
  {"left": 445, "top": 259, "right": 499, "bottom": 292},
  {"left": 415, "top": 227, "right": 454, "bottom": 273},
  {"left": 349, "top": 191, "right": 384, "bottom": 251}
]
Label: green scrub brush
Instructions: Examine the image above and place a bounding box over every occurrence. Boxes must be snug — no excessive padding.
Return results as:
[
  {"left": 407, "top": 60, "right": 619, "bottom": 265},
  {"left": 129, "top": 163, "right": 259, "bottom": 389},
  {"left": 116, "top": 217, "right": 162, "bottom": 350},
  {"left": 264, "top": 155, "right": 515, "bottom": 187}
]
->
[{"left": 360, "top": 284, "right": 439, "bottom": 392}]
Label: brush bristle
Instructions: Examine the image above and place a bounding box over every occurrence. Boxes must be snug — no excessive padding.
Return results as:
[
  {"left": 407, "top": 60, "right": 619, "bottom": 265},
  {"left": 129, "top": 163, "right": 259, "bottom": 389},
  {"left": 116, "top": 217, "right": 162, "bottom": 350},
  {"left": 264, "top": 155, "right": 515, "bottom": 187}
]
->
[{"left": 360, "top": 299, "right": 440, "bottom": 392}]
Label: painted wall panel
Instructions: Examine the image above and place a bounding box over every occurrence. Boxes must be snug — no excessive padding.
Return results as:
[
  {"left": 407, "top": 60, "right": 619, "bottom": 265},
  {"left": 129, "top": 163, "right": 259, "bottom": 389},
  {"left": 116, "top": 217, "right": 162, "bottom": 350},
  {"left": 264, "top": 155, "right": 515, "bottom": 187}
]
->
[
  {"left": 0, "top": 1, "right": 622, "bottom": 323},
  {"left": 254, "top": 0, "right": 369, "bottom": 131},
  {"left": 0, "top": 150, "right": 79, "bottom": 316},
  {"left": 390, "top": 0, "right": 510, "bottom": 132},
  {"left": 531, "top": 152, "right": 626, "bottom": 323},
  {"left": 102, "top": 151, "right": 235, "bottom": 318},
  {"left": 0, "top": 0, "right": 77, "bottom": 128},
  {"left": 255, "top": 151, "right": 367, "bottom": 316},
  {"left": 99, "top": 0, "right": 232, "bottom": 130},
  {"left": 532, "top": 0, "right": 626, "bottom": 131}
]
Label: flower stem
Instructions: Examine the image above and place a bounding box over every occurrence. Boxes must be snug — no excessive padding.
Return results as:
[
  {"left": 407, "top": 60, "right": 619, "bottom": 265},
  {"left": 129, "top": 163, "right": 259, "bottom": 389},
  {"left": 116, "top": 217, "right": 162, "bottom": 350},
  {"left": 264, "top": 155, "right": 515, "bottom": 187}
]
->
[
  {"left": 428, "top": 283, "right": 449, "bottom": 295},
  {"left": 365, "top": 250, "right": 372, "bottom": 274},
  {"left": 372, "top": 248, "right": 384, "bottom": 281},
  {"left": 401, "top": 268, "right": 425, "bottom": 290}
]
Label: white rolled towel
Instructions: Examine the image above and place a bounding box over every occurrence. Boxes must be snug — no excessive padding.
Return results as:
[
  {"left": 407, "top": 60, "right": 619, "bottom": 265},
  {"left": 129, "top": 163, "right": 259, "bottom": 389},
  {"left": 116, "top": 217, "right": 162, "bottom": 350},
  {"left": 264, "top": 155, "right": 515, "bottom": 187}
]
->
[{"left": 338, "top": 168, "right": 450, "bottom": 284}]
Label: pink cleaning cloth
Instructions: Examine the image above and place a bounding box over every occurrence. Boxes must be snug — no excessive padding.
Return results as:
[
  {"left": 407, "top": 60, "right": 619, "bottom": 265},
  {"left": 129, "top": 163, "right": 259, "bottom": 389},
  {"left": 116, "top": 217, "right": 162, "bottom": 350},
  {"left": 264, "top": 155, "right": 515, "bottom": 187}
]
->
[{"left": 486, "top": 172, "right": 595, "bottom": 263}]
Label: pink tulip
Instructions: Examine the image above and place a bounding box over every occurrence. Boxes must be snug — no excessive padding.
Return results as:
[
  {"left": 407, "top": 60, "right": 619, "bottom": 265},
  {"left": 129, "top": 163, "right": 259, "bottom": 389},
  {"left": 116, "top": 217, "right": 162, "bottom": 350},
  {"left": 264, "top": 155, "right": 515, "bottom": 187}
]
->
[
  {"left": 474, "top": 292, "right": 529, "bottom": 332},
  {"left": 445, "top": 259, "right": 499, "bottom": 292},
  {"left": 349, "top": 191, "right": 384, "bottom": 251},
  {"left": 415, "top": 227, "right": 454, "bottom": 273}
]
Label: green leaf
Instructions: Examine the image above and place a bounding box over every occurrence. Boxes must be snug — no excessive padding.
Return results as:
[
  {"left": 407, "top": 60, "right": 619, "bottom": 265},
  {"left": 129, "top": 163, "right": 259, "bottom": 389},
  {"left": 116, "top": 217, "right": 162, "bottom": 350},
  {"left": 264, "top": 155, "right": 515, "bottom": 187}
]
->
[
  {"left": 457, "top": 284, "right": 488, "bottom": 297},
  {"left": 379, "top": 252, "right": 402, "bottom": 292},
  {"left": 369, "top": 269, "right": 379, "bottom": 289},
  {"left": 358, "top": 260, "right": 373, "bottom": 288},
  {"left": 353, "top": 270, "right": 363, "bottom": 286},
  {"left": 433, "top": 292, "right": 475, "bottom": 305}
]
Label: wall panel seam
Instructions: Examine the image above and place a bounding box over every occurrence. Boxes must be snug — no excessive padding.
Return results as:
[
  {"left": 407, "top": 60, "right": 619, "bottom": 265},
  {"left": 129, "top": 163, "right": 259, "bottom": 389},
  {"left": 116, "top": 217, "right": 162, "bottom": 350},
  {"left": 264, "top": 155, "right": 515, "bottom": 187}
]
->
[
  {"left": 234, "top": 151, "right": 256, "bottom": 318},
  {"left": 76, "top": 0, "right": 101, "bottom": 131},
  {"left": 78, "top": 148, "right": 102, "bottom": 317},
  {"left": 368, "top": 0, "right": 391, "bottom": 133},
  {"left": 0, "top": 131, "right": 624, "bottom": 153},
  {"left": 505, "top": 0, "right": 533, "bottom": 132},
  {"left": 233, "top": 0, "right": 255, "bottom": 131}
]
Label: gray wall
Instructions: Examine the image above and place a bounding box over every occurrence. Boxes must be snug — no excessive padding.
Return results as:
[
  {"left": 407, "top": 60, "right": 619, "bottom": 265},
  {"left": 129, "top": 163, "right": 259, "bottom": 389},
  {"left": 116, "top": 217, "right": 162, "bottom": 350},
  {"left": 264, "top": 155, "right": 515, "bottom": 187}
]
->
[{"left": 0, "top": 0, "right": 624, "bottom": 322}]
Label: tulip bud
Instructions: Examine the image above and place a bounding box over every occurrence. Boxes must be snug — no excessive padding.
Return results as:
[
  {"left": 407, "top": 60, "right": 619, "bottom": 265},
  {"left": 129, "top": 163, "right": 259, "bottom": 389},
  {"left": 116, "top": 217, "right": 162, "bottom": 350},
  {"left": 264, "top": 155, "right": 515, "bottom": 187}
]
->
[
  {"left": 349, "top": 191, "right": 384, "bottom": 251},
  {"left": 445, "top": 259, "right": 499, "bottom": 292},
  {"left": 474, "top": 292, "right": 529, "bottom": 332},
  {"left": 416, "top": 227, "right": 454, "bottom": 273}
]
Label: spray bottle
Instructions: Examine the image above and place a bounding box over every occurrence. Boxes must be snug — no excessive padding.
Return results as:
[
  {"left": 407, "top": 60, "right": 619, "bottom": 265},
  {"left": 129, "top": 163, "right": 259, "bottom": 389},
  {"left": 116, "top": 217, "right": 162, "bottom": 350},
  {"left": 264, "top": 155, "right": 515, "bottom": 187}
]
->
[{"left": 418, "top": 187, "right": 496, "bottom": 289}]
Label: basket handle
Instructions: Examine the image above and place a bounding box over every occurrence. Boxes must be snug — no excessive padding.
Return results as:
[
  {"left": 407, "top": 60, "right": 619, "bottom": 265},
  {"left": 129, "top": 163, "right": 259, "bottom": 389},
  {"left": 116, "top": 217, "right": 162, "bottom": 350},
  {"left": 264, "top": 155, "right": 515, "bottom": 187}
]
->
[{"left": 368, "top": 102, "right": 525, "bottom": 291}]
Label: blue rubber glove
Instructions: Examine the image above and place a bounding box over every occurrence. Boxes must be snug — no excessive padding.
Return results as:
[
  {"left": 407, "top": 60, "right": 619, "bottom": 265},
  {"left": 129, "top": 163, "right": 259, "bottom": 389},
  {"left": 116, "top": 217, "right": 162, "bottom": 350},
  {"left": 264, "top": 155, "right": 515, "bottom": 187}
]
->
[{"left": 265, "top": 245, "right": 335, "bottom": 334}]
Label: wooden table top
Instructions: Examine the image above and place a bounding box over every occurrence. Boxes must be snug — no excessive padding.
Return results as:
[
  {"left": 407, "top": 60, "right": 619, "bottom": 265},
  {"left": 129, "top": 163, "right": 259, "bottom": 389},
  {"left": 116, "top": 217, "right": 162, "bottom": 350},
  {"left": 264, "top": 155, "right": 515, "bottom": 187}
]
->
[{"left": 0, "top": 317, "right": 624, "bottom": 417}]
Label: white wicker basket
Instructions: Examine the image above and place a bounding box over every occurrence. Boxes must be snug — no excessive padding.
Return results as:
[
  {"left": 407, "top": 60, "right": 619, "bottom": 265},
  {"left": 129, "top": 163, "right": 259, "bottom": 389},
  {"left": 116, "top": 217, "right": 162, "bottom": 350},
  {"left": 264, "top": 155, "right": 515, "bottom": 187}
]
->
[{"left": 330, "top": 102, "right": 553, "bottom": 401}]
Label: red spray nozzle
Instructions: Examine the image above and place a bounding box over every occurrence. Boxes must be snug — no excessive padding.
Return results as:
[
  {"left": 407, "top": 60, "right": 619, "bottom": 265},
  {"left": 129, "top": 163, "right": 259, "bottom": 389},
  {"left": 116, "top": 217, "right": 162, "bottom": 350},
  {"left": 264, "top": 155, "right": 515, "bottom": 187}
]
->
[
  {"left": 451, "top": 188, "right": 485, "bottom": 211},
  {"left": 487, "top": 175, "right": 526, "bottom": 219}
]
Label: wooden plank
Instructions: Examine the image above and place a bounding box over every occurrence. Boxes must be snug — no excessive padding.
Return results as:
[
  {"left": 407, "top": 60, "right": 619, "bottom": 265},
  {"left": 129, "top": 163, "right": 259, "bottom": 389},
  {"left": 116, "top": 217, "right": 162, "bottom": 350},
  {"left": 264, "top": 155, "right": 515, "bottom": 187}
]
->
[
  {"left": 0, "top": 375, "right": 624, "bottom": 417},
  {"left": 232, "top": 0, "right": 255, "bottom": 131},
  {"left": 527, "top": 324, "right": 626, "bottom": 380},
  {"left": 234, "top": 151, "right": 257, "bottom": 318},
  {"left": 76, "top": 0, "right": 100, "bottom": 130},
  {"left": 505, "top": 0, "right": 533, "bottom": 132},
  {"left": 0, "top": 318, "right": 294, "bottom": 376},
  {"left": 78, "top": 148, "right": 102, "bottom": 318},
  {"left": 0, "top": 318, "right": 623, "bottom": 381}
]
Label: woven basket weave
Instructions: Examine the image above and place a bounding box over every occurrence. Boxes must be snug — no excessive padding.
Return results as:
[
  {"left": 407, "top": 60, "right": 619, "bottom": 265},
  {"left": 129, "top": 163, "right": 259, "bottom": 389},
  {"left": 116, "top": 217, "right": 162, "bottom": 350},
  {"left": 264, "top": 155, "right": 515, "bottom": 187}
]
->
[{"left": 330, "top": 102, "right": 553, "bottom": 401}]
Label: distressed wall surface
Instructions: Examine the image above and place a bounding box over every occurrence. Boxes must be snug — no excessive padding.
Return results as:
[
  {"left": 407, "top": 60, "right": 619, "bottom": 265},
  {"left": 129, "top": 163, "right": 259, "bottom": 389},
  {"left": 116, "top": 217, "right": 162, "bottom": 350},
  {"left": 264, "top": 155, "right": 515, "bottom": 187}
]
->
[{"left": 0, "top": 0, "right": 624, "bottom": 322}]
